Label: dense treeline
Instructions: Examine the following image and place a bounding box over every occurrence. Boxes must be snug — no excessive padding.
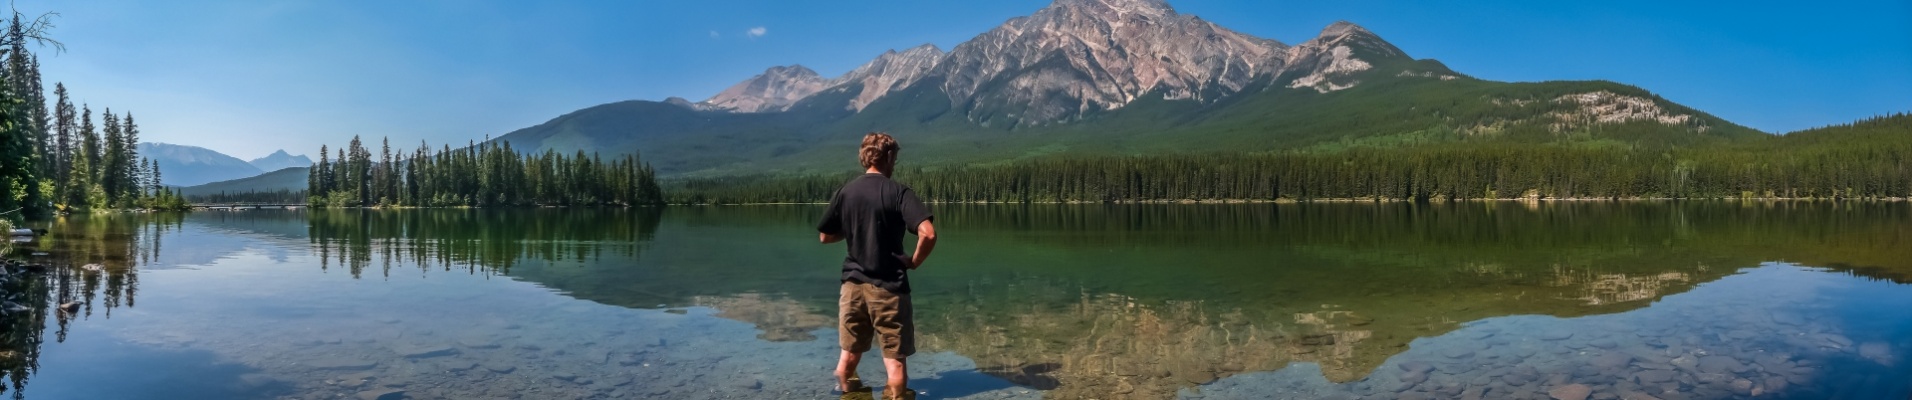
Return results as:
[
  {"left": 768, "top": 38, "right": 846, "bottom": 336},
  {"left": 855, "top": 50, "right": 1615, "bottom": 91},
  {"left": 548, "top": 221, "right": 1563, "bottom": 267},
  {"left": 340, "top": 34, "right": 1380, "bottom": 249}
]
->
[
  {"left": 670, "top": 113, "right": 1912, "bottom": 204},
  {"left": 307, "top": 137, "right": 663, "bottom": 207},
  {"left": 0, "top": 13, "right": 185, "bottom": 217},
  {"left": 191, "top": 189, "right": 308, "bottom": 204}
]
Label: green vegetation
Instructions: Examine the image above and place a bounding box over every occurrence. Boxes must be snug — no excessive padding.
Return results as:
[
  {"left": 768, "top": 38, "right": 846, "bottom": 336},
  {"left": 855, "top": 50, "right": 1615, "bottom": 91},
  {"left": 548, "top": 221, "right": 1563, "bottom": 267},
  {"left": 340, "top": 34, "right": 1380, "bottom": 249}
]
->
[
  {"left": 179, "top": 166, "right": 309, "bottom": 204},
  {"left": 670, "top": 113, "right": 1912, "bottom": 204},
  {"left": 0, "top": 12, "right": 184, "bottom": 218},
  {"left": 306, "top": 136, "right": 664, "bottom": 207},
  {"left": 490, "top": 58, "right": 1765, "bottom": 179}
]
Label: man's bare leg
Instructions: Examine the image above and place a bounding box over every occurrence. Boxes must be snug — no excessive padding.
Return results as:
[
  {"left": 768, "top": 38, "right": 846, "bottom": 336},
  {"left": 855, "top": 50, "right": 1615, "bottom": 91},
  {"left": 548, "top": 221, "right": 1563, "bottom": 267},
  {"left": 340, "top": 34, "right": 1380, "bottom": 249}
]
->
[
  {"left": 835, "top": 350, "right": 863, "bottom": 391},
  {"left": 883, "top": 357, "right": 909, "bottom": 398}
]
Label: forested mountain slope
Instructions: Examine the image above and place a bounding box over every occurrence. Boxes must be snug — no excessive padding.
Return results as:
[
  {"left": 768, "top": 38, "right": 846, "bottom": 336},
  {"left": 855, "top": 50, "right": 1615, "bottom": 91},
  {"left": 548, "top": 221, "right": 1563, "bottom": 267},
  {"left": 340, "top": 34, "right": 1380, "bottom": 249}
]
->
[{"left": 493, "top": 0, "right": 1759, "bottom": 178}]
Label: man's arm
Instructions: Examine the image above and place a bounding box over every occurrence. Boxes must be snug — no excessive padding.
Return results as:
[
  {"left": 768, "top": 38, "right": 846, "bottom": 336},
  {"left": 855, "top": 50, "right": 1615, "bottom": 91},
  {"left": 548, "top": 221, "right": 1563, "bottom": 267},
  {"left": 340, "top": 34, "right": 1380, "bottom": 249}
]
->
[
  {"left": 817, "top": 190, "right": 845, "bottom": 244},
  {"left": 908, "top": 219, "right": 936, "bottom": 269}
]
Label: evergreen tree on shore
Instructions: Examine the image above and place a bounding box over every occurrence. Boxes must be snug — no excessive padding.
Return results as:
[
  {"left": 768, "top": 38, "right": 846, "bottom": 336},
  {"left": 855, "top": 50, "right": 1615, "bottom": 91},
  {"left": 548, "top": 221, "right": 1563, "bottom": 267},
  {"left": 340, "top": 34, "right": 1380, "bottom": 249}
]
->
[
  {"left": 307, "top": 137, "right": 663, "bottom": 207},
  {"left": 121, "top": 112, "right": 140, "bottom": 202},
  {"left": 99, "top": 108, "right": 123, "bottom": 206},
  {"left": 0, "top": 10, "right": 165, "bottom": 213},
  {"left": 50, "top": 82, "right": 69, "bottom": 199}
]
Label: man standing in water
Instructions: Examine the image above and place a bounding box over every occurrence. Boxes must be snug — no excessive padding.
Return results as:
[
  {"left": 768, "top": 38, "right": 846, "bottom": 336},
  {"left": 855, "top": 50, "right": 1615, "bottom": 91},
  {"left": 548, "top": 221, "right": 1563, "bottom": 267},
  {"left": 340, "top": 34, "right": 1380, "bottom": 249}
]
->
[{"left": 818, "top": 132, "right": 937, "bottom": 399}]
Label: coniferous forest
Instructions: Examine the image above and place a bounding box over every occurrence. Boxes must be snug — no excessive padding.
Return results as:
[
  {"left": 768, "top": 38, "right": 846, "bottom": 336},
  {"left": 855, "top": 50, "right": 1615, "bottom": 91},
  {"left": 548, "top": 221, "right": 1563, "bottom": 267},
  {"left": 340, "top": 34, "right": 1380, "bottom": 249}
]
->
[
  {"left": 668, "top": 113, "right": 1912, "bottom": 204},
  {"left": 0, "top": 13, "right": 186, "bottom": 219},
  {"left": 305, "top": 137, "right": 664, "bottom": 207},
  {"left": 4, "top": 9, "right": 1903, "bottom": 211}
]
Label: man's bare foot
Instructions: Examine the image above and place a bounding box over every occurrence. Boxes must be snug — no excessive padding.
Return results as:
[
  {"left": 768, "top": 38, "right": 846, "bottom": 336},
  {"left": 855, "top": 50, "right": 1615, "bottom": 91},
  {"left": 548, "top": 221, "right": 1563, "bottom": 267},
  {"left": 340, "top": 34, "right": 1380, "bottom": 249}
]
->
[
  {"left": 882, "top": 387, "right": 915, "bottom": 400},
  {"left": 832, "top": 370, "right": 865, "bottom": 393}
]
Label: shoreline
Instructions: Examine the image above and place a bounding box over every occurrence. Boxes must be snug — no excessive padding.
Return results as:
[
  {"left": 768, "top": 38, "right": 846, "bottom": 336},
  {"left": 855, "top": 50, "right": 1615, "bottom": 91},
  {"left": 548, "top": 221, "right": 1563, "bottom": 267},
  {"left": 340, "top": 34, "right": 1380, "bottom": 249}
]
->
[
  {"left": 267, "top": 196, "right": 1912, "bottom": 209},
  {"left": 725, "top": 197, "right": 1912, "bottom": 206}
]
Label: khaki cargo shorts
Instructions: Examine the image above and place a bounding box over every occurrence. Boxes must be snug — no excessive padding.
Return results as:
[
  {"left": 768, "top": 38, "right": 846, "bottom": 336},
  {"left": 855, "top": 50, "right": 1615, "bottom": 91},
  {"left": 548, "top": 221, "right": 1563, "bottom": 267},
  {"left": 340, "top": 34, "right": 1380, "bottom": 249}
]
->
[{"left": 839, "top": 281, "right": 915, "bottom": 359}]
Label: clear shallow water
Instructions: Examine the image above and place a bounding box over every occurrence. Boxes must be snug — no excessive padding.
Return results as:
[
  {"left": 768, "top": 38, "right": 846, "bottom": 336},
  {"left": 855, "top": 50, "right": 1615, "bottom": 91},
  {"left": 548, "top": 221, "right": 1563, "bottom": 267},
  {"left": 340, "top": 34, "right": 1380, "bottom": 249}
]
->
[{"left": 1, "top": 203, "right": 1909, "bottom": 399}]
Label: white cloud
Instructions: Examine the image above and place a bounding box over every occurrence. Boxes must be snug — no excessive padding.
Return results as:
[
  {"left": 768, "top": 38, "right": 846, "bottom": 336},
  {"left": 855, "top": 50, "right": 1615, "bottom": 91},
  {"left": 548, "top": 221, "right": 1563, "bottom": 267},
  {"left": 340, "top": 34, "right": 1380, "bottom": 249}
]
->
[
  {"left": 746, "top": 26, "right": 766, "bottom": 38},
  {"left": 709, "top": 30, "right": 720, "bottom": 39}
]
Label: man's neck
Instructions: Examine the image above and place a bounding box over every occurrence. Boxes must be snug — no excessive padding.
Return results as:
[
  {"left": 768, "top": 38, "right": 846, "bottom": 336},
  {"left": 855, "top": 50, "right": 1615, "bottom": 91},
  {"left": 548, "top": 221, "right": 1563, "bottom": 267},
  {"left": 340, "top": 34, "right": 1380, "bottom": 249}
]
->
[{"left": 866, "top": 166, "right": 890, "bottom": 177}]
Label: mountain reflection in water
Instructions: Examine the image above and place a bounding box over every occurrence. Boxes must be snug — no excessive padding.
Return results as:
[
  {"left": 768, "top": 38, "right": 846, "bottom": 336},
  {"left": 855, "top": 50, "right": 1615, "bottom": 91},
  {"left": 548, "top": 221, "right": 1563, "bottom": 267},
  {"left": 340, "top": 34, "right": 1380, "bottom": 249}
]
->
[{"left": 1, "top": 202, "right": 1907, "bottom": 399}]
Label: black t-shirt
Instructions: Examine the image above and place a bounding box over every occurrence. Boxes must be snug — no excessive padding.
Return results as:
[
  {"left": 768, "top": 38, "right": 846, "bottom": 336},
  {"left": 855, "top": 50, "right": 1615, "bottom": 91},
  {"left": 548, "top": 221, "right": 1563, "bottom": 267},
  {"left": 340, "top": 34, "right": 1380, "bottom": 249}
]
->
[{"left": 816, "top": 173, "right": 933, "bottom": 294}]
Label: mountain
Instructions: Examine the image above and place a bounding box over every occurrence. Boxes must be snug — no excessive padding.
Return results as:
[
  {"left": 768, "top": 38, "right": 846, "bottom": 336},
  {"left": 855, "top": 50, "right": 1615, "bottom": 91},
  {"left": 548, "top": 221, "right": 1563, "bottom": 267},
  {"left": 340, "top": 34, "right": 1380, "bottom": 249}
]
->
[
  {"left": 178, "top": 167, "right": 308, "bottom": 199},
  {"left": 138, "top": 143, "right": 266, "bottom": 186},
  {"left": 247, "top": 150, "right": 313, "bottom": 172},
  {"left": 835, "top": 44, "right": 945, "bottom": 112},
  {"left": 493, "top": 0, "right": 1761, "bottom": 177},
  {"left": 926, "top": 0, "right": 1285, "bottom": 126},
  {"left": 696, "top": 65, "right": 833, "bottom": 113}
]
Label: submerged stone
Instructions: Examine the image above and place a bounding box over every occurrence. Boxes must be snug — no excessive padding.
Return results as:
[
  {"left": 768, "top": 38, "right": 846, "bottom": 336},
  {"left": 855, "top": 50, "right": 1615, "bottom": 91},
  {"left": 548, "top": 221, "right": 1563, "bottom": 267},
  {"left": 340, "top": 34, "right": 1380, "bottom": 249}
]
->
[
  {"left": 1591, "top": 352, "right": 1632, "bottom": 369},
  {"left": 397, "top": 344, "right": 457, "bottom": 358},
  {"left": 308, "top": 358, "right": 379, "bottom": 371},
  {"left": 1633, "top": 369, "right": 1676, "bottom": 384},
  {"left": 1549, "top": 384, "right": 1591, "bottom": 400},
  {"left": 1859, "top": 342, "right": 1894, "bottom": 365},
  {"left": 1696, "top": 356, "right": 1744, "bottom": 374},
  {"left": 356, "top": 388, "right": 404, "bottom": 400},
  {"left": 457, "top": 337, "right": 500, "bottom": 349},
  {"left": 1769, "top": 312, "right": 1806, "bottom": 326},
  {"left": 1729, "top": 378, "right": 1754, "bottom": 395},
  {"left": 1440, "top": 348, "right": 1475, "bottom": 359}
]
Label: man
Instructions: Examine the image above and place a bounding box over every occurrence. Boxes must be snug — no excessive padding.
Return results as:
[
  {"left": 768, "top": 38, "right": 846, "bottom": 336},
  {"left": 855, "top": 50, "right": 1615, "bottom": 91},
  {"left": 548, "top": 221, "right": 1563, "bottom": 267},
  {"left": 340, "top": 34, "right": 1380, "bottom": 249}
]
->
[{"left": 817, "top": 132, "right": 937, "bottom": 399}]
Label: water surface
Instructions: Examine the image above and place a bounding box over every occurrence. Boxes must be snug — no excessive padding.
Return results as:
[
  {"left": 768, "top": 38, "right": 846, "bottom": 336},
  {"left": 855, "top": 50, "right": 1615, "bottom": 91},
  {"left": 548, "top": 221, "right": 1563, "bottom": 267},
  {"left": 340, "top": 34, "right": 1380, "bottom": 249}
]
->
[{"left": 2, "top": 202, "right": 1909, "bottom": 399}]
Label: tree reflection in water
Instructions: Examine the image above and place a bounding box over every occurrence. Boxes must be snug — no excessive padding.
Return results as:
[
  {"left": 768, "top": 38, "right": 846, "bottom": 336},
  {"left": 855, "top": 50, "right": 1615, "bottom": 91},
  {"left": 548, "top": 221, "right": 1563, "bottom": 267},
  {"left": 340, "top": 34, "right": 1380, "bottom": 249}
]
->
[
  {"left": 1, "top": 212, "right": 179, "bottom": 399},
  {"left": 306, "top": 208, "right": 662, "bottom": 278},
  {"left": 3, "top": 202, "right": 1906, "bottom": 399}
]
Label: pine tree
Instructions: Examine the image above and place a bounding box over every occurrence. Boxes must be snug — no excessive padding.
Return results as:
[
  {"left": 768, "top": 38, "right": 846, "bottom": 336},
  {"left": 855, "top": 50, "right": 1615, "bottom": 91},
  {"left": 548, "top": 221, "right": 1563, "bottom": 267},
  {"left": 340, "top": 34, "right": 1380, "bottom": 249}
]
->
[
  {"left": 0, "top": 71, "right": 24, "bottom": 215},
  {"left": 378, "top": 136, "right": 392, "bottom": 205},
  {"left": 310, "top": 144, "right": 329, "bottom": 201},
  {"left": 0, "top": 14, "right": 46, "bottom": 215},
  {"left": 69, "top": 104, "right": 97, "bottom": 208},
  {"left": 100, "top": 108, "right": 124, "bottom": 206},
  {"left": 25, "top": 54, "right": 45, "bottom": 181},
  {"left": 121, "top": 112, "right": 141, "bottom": 200},
  {"left": 148, "top": 159, "right": 161, "bottom": 196},
  {"left": 51, "top": 82, "right": 70, "bottom": 199}
]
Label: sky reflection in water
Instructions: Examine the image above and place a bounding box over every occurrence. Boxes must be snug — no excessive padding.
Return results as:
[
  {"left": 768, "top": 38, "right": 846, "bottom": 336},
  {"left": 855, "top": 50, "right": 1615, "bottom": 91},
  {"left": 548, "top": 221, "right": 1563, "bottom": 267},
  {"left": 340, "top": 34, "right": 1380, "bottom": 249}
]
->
[{"left": 1, "top": 203, "right": 1908, "bottom": 399}]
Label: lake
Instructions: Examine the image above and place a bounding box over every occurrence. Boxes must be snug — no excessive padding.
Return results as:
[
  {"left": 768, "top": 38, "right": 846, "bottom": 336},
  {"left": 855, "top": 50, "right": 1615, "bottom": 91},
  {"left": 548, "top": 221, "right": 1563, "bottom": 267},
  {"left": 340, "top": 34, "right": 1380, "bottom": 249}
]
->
[{"left": 2, "top": 202, "right": 1910, "bottom": 399}]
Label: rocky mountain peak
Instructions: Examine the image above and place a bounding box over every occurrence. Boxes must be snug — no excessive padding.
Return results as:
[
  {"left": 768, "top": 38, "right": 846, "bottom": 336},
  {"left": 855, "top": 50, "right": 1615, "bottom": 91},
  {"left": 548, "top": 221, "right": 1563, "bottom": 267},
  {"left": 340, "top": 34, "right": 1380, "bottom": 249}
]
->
[
  {"left": 1302, "top": 21, "right": 1403, "bottom": 58},
  {"left": 248, "top": 149, "right": 316, "bottom": 172},
  {"left": 699, "top": 65, "right": 832, "bottom": 113},
  {"left": 1317, "top": 21, "right": 1368, "bottom": 38},
  {"left": 927, "top": 0, "right": 1285, "bottom": 126},
  {"left": 679, "top": 2, "right": 1427, "bottom": 127},
  {"left": 1280, "top": 21, "right": 1406, "bottom": 93},
  {"left": 837, "top": 44, "right": 947, "bottom": 111},
  {"left": 1048, "top": 0, "right": 1176, "bottom": 18}
]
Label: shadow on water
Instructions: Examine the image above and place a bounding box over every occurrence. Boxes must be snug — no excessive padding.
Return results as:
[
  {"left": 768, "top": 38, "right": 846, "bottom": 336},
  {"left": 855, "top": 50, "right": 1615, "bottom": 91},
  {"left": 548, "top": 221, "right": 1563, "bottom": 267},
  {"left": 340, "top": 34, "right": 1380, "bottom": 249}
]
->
[{"left": 913, "top": 368, "right": 1026, "bottom": 398}]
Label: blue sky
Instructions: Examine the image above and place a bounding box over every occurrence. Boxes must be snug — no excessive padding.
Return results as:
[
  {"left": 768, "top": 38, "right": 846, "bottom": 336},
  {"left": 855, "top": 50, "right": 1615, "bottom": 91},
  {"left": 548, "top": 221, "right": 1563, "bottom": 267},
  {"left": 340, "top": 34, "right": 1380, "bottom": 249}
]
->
[{"left": 32, "top": 0, "right": 1912, "bottom": 160}]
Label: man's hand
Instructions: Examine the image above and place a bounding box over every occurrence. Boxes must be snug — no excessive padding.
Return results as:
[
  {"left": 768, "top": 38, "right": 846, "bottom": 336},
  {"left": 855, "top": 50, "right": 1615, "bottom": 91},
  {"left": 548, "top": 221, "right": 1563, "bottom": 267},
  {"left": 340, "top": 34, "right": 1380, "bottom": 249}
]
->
[{"left": 820, "top": 232, "right": 844, "bottom": 244}]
